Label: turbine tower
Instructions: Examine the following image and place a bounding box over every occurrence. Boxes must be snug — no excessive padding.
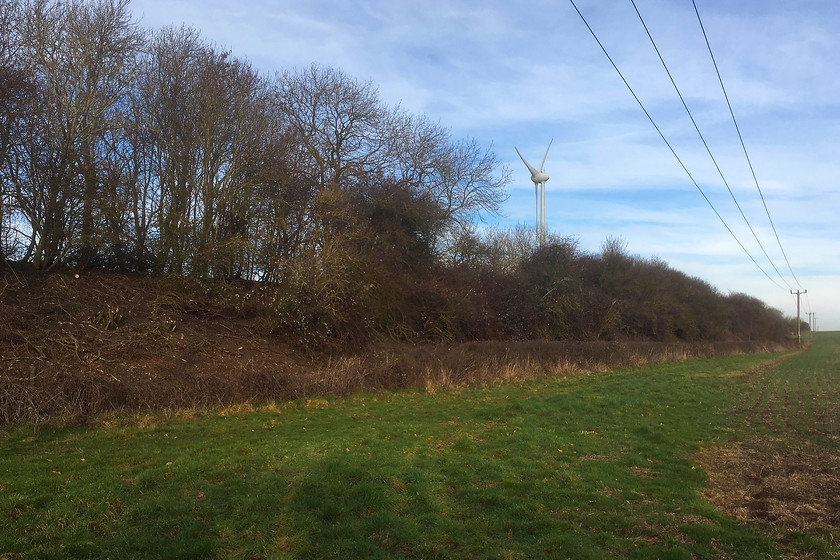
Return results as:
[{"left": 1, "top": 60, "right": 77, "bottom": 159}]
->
[{"left": 515, "top": 139, "right": 553, "bottom": 246}]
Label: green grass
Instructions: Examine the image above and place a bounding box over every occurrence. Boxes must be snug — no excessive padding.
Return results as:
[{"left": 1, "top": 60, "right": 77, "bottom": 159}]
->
[
  {"left": 736, "top": 333, "right": 840, "bottom": 443},
  {"left": 2, "top": 335, "right": 839, "bottom": 559}
]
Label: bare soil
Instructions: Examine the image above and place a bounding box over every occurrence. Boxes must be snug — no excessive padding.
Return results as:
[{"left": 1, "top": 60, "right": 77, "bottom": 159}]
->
[{"left": 698, "top": 443, "right": 840, "bottom": 531}]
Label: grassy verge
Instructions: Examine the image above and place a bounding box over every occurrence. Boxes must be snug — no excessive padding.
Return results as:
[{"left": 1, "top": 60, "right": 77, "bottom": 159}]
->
[{"left": 1, "top": 336, "right": 838, "bottom": 559}]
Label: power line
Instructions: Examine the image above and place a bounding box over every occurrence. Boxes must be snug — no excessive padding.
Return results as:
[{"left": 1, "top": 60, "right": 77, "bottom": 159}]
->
[
  {"left": 567, "top": 0, "right": 785, "bottom": 290},
  {"left": 691, "top": 0, "right": 804, "bottom": 290},
  {"left": 630, "top": 0, "right": 793, "bottom": 290}
]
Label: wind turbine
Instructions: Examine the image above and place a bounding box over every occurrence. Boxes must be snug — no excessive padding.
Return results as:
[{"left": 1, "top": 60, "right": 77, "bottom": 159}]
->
[{"left": 515, "top": 139, "right": 553, "bottom": 246}]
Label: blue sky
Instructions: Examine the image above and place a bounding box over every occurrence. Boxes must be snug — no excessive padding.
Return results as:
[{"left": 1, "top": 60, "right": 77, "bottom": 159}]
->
[{"left": 130, "top": 0, "right": 840, "bottom": 331}]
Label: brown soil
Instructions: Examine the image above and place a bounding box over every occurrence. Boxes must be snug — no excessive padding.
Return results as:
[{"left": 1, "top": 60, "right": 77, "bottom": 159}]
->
[{"left": 698, "top": 442, "right": 840, "bottom": 531}]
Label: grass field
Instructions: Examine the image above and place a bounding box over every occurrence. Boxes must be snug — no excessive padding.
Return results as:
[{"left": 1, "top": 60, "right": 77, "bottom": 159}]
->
[{"left": 1, "top": 333, "right": 838, "bottom": 559}]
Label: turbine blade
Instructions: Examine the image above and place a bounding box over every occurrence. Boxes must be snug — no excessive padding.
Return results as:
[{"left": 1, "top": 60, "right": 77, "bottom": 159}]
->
[
  {"left": 539, "top": 138, "right": 553, "bottom": 172},
  {"left": 515, "top": 146, "right": 540, "bottom": 177}
]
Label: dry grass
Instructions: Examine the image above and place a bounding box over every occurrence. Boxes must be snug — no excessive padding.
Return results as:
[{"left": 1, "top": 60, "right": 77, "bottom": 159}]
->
[{"left": 697, "top": 443, "right": 840, "bottom": 531}]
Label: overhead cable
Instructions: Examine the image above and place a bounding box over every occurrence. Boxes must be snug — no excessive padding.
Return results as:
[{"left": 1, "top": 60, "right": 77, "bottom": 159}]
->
[
  {"left": 691, "top": 0, "right": 804, "bottom": 290},
  {"left": 568, "top": 0, "right": 785, "bottom": 289},
  {"left": 630, "top": 0, "right": 793, "bottom": 290}
]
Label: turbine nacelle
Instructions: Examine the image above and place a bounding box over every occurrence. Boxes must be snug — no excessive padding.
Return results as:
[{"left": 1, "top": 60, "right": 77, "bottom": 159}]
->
[{"left": 530, "top": 170, "right": 549, "bottom": 184}]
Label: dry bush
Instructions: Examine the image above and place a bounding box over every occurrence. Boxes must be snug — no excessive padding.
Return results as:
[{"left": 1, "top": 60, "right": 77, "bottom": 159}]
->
[
  {"left": 291, "top": 339, "right": 786, "bottom": 400},
  {"left": 0, "top": 263, "right": 794, "bottom": 424},
  {"left": 0, "top": 337, "right": 785, "bottom": 424}
]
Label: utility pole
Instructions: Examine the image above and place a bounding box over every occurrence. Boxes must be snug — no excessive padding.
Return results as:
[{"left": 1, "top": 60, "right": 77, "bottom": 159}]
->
[
  {"left": 791, "top": 289, "right": 807, "bottom": 345},
  {"left": 807, "top": 311, "right": 814, "bottom": 336}
]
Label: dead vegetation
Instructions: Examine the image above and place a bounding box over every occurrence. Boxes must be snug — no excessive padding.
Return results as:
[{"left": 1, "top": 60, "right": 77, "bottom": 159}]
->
[
  {"left": 0, "top": 265, "right": 790, "bottom": 424},
  {"left": 698, "top": 443, "right": 840, "bottom": 531}
]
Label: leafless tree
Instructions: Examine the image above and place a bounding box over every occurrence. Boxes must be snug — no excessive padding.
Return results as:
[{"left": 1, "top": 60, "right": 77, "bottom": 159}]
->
[
  {"left": 191, "top": 50, "right": 271, "bottom": 278},
  {"left": 5, "top": 0, "right": 143, "bottom": 269},
  {"left": 67, "top": 0, "right": 144, "bottom": 266},
  {"left": 139, "top": 25, "right": 275, "bottom": 277},
  {"left": 138, "top": 25, "right": 206, "bottom": 275},
  {"left": 3, "top": 2, "right": 510, "bottom": 282},
  {"left": 275, "top": 63, "right": 392, "bottom": 194},
  {"left": 425, "top": 137, "right": 509, "bottom": 239},
  {"left": 0, "top": 0, "right": 26, "bottom": 256},
  {"left": 246, "top": 119, "right": 313, "bottom": 282},
  {"left": 275, "top": 63, "right": 510, "bottom": 258},
  {"left": 388, "top": 111, "right": 510, "bottom": 249},
  {"left": 9, "top": 0, "right": 78, "bottom": 269}
]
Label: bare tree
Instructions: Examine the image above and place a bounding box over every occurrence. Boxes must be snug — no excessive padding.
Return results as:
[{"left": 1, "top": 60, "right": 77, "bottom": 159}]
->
[
  {"left": 9, "top": 0, "right": 78, "bottom": 269},
  {"left": 427, "top": 137, "right": 509, "bottom": 236},
  {"left": 275, "top": 63, "right": 510, "bottom": 259},
  {"left": 4, "top": 2, "right": 510, "bottom": 281},
  {"left": 6, "top": 0, "right": 143, "bottom": 269},
  {"left": 66, "top": 0, "right": 144, "bottom": 266},
  {"left": 271, "top": 63, "right": 396, "bottom": 277},
  {"left": 0, "top": 0, "right": 21, "bottom": 167},
  {"left": 190, "top": 50, "right": 270, "bottom": 278},
  {"left": 239, "top": 111, "right": 311, "bottom": 282},
  {"left": 387, "top": 112, "right": 449, "bottom": 187},
  {"left": 139, "top": 25, "right": 275, "bottom": 277},
  {"left": 388, "top": 111, "right": 510, "bottom": 249},
  {"left": 0, "top": 0, "right": 26, "bottom": 256},
  {"left": 105, "top": 75, "right": 158, "bottom": 271},
  {"left": 480, "top": 224, "right": 544, "bottom": 274},
  {"left": 275, "top": 63, "right": 392, "bottom": 194},
  {"left": 138, "top": 25, "right": 206, "bottom": 275}
]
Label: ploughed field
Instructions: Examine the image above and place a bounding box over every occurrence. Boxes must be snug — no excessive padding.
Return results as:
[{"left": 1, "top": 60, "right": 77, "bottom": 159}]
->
[{"left": 1, "top": 333, "right": 838, "bottom": 559}]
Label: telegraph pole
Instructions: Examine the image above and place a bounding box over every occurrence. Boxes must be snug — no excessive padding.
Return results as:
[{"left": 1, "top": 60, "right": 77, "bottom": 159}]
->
[
  {"left": 807, "top": 312, "right": 814, "bottom": 336},
  {"left": 791, "top": 289, "right": 807, "bottom": 345}
]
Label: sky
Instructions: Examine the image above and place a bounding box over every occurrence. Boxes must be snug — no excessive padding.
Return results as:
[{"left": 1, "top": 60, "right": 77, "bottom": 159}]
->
[{"left": 129, "top": 0, "right": 840, "bottom": 331}]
